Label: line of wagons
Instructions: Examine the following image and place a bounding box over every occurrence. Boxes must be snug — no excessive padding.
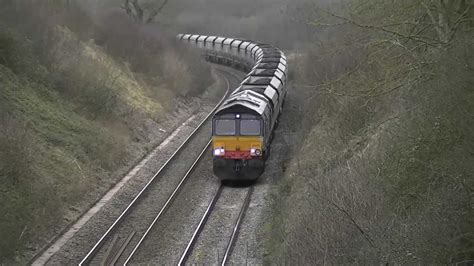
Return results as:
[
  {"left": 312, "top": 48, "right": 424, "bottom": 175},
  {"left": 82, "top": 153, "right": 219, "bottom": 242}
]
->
[{"left": 177, "top": 34, "right": 288, "bottom": 181}]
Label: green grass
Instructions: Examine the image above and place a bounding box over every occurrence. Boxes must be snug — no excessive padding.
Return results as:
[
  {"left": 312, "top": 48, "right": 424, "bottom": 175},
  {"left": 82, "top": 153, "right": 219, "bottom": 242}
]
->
[
  {"left": 0, "top": 63, "right": 128, "bottom": 260},
  {"left": 0, "top": 4, "right": 215, "bottom": 259},
  {"left": 0, "top": 21, "right": 147, "bottom": 262}
]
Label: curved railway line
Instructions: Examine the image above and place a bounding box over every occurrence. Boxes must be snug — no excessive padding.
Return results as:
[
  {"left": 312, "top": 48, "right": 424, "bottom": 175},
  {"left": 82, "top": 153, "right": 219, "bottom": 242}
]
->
[
  {"left": 77, "top": 69, "right": 234, "bottom": 265},
  {"left": 35, "top": 31, "right": 288, "bottom": 264}
]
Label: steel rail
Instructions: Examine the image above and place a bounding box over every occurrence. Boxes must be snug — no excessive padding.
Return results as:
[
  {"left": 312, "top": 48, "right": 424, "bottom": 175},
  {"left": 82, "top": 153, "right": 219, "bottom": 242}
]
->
[
  {"left": 79, "top": 71, "right": 231, "bottom": 266},
  {"left": 178, "top": 186, "right": 254, "bottom": 265},
  {"left": 101, "top": 235, "right": 119, "bottom": 266},
  {"left": 123, "top": 140, "right": 212, "bottom": 265},
  {"left": 177, "top": 185, "right": 224, "bottom": 265},
  {"left": 221, "top": 186, "right": 254, "bottom": 265},
  {"left": 109, "top": 231, "right": 135, "bottom": 266}
]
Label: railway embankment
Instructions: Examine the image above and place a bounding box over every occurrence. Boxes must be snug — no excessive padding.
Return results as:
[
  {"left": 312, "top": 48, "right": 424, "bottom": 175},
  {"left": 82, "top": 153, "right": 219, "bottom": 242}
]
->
[
  {"left": 264, "top": 2, "right": 474, "bottom": 264},
  {"left": 0, "top": 3, "right": 215, "bottom": 263}
]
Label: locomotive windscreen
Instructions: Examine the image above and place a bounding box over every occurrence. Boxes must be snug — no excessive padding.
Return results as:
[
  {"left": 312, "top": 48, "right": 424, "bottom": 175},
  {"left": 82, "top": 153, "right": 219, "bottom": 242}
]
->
[
  {"left": 240, "top": 119, "right": 261, "bottom": 135},
  {"left": 215, "top": 119, "right": 236, "bottom": 135}
]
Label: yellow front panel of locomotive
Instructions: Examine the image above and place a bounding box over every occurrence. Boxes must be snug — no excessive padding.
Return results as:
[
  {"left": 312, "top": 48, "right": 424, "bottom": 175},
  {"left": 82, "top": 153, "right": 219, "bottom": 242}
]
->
[{"left": 212, "top": 136, "right": 263, "bottom": 151}]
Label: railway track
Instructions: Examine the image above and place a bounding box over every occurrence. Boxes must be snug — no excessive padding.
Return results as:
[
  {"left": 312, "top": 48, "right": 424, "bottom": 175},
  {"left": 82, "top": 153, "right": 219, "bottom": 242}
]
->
[
  {"left": 178, "top": 185, "right": 254, "bottom": 265},
  {"left": 78, "top": 69, "right": 237, "bottom": 265}
]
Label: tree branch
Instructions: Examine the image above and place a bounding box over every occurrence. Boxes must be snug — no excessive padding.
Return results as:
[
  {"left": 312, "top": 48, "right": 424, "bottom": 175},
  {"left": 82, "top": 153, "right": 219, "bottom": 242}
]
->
[
  {"left": 320, "top": 8, "right": 441, "bottom": 46},
  {"left": 325, "top": 198, "right": 375, "bottom": 247},
  {"left": 146, "top": 0, "right": 170, "bottom": 23},
  {"left": 131, "top": 0, "right": 144, "bottom": 22},
  {"left": 122, "top": 0, "right": 135, "bottom": 21},
  {"left": 422, "top": 1, "right": 448, "bottom": 43}
]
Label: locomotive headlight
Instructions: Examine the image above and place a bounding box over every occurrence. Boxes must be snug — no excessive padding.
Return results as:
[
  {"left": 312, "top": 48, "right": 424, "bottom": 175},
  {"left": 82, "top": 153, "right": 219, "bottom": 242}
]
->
[
  {"left": 214, "top": 148, "right": 225, "bottom": 156},
  {"left": 250, "top": 148, "right": 262, "bottom": 156}
]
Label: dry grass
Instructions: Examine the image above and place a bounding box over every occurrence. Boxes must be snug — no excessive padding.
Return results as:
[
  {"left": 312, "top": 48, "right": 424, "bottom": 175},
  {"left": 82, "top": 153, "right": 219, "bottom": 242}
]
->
[
  {"left": 0, "top": 1, "right": 213, "bottom": 262},
  {"left": 266, "top": 1, "right": 474, "bottom": 263}
]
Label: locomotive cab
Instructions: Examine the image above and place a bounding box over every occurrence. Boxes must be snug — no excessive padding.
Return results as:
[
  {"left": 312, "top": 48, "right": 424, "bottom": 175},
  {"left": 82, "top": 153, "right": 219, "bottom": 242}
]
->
[{"left": 212, "top": 112, "right": 266, "bottom": 180}]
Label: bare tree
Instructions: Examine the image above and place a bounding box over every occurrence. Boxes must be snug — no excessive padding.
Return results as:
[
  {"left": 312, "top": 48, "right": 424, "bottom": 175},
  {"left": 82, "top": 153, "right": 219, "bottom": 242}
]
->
[
  {"left": 422, "top": 0, "right": 472, "bottom": 43},
  {"left": 123, "top": 0, "right": 169, "bottom": 24},
  {"left": 291, "top": 0, "right": 473, "bottom": 46}
]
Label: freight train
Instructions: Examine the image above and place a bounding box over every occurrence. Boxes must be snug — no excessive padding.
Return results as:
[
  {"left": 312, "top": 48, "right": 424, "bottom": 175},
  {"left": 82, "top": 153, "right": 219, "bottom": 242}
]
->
[{"left": 177, "top": 34, "right": 288, "bottom": 180}]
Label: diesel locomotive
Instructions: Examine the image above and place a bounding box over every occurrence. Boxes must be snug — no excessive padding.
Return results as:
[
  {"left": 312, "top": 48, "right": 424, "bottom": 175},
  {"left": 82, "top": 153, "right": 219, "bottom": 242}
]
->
[{"left": 177, "top": 34, "right": 288, "bottom": 180}]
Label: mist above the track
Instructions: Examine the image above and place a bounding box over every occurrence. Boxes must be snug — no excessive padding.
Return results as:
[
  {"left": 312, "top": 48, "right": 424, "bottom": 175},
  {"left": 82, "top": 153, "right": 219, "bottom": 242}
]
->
[
  {"left": 76, "top": 0, "right": 333, "bottom": 50},
  {"left": 160, "top": 0, "right": 326, "bottom": 50}
]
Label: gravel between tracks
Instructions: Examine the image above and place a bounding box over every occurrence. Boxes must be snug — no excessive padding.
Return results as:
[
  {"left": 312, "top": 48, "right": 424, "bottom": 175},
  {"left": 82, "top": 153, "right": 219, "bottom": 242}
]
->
[
  {"left": 128, "top": 153, "right": 220, "bottom": 264},
  {"left": 89, "top": 116, "right": 214, "bottom": 265},
  {"left": 186, "top": 186, "right": 250, "bottom": 264},
  {"left": 42, "top": 67, "right": 242, "bottom": 265}
]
